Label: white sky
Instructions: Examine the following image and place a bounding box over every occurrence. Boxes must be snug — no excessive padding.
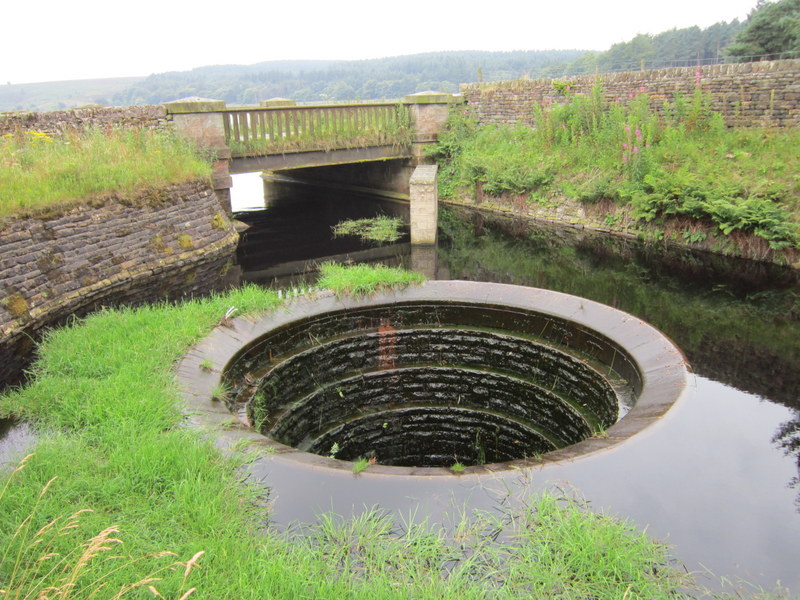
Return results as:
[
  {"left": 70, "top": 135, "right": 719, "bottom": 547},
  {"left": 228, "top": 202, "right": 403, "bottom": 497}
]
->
[{"left": 2, "top": 0, "right": 757, "bottom": 85}]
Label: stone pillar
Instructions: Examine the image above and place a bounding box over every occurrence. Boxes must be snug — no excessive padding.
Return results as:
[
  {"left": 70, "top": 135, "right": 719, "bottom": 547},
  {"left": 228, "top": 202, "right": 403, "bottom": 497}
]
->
[
  {"left": 260, "top": 98, "right": 297, "bottom": 108},
  {"left": 165, "top": 98, "right": 233, "bottom": 214},
  {"left": 410, "top": 244, "right": 438, "bottom": 279},
  {"left": 403, "top": 92, "right": 464, "bottom": 162},
  {"left": 409, "top": 165, "right": 438, "bottom": 245}
]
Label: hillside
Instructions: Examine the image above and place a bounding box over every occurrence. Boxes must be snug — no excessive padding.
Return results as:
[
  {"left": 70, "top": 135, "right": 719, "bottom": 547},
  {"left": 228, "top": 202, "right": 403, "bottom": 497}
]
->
[
  {"left": 0, "top": 77, "right": 146, "bottom": 112},
  {"left": 110, "top": 50, "right": 587, "bottom": 106}
]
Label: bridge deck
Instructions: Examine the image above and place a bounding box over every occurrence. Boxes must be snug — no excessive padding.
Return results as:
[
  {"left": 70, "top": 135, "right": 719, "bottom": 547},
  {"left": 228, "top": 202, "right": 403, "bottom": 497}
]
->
[{"left": 230, "top": 145, "right": 412, "bottom": 174}]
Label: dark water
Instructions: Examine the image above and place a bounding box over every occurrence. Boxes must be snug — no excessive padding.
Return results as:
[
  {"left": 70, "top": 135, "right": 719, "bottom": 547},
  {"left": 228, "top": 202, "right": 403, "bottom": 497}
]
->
[{"left": 230, "top": 174, "right": 800, "bottom": 593}]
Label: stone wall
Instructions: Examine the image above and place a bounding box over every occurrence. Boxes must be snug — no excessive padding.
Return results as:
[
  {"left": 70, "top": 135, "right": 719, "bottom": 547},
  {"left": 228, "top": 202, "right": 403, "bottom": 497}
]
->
[
  {"left": 462, "top": 59, "right": 800, "bottom": 127},
  {"left": 0, "top": 181, "right": 238, "bottom": 386},
  {"left": 0, "top": 105, "right": 169, "bottom": 136}
]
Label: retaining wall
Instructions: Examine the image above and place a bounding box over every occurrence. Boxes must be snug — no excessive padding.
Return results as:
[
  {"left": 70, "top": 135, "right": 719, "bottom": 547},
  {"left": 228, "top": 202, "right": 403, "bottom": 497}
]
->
[
  {"left": 0, "top": 181, "right": 238, "bottom": 386},
  {"left": 0, "top": 105, "right": 169, "bottom": 136},
  {"left": 462, "top": 59, "right": 800, "bottom": 127}
]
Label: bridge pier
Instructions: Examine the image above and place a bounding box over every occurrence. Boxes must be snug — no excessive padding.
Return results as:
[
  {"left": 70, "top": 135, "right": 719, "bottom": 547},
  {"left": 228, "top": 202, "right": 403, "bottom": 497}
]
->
[{"left": 409, "top": 165, "right": 438, "bottom": 245}]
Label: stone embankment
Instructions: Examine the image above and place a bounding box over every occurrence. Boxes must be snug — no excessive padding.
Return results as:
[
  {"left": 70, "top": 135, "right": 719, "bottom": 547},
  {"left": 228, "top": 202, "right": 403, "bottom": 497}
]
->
[{"left": 0, "top": 181, "right": 238, "bottom": 385}]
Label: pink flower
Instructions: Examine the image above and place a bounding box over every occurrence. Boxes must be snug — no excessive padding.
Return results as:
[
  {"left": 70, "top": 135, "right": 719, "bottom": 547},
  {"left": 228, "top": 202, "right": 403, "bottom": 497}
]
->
[
  {"left": 635, "top": 129, "right": 642, "bottom": 139},
  {"left": 625, "top": 125, "right": 631, "bottom": 132},
  {"left": 622, "top": 155, "right": 629, "bottom": 163},
  {"left": 622, "top": 142, "right": 629, "bottom": 149},
  {"left": 633, "top": 146, "right": 639, "bottom": 153}
]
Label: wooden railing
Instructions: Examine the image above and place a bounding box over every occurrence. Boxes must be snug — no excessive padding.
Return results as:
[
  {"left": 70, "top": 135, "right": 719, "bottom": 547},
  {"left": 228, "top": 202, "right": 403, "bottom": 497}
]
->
[{"left": 222, "top": 103, "right": 412, "bottom": 158}]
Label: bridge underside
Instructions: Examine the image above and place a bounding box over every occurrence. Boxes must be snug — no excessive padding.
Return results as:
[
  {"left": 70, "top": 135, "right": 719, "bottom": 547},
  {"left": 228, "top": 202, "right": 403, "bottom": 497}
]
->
[{"left": 230, "top": 145, "right": 413, "bottom": 174}]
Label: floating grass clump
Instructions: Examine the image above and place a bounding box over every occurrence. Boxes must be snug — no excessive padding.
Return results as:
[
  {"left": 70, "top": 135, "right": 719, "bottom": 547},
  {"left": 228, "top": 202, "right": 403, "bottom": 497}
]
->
[
  {"left": 0, "top": 127, "right": 212, "bottom": 217},
  {"left": 316, "top": 262, "right": 425, "bottom": 297},
  {"left": 332, "top": 216, "right": 404, "bottom": 243}
]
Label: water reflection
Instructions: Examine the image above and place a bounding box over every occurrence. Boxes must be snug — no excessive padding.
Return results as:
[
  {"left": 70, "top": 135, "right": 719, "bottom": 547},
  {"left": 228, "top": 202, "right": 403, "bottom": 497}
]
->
[
  {"left": 232, "top": 173, "right": 410, "bottom": 288},
  {"left": 774, "top": 412, "right": 800, "bottom": 507},
  {"left": 437, "top": 207, "right": 800, "bottom": 410}
]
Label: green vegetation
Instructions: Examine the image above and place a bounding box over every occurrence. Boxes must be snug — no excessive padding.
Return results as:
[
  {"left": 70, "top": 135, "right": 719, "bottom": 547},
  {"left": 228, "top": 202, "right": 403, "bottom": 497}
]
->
[
  {"left": 430, "top": 87, "right": 800, "bottom": 251},
  {"left": 316, "top": 262, "right": 425, "bottom": 296},
  {"left": 333, "top": 216, "right": 404, "bottom": 243},
  {"left": 544, "top": 20, "right": 744, "bottom": 76},
  {"left": 0, "top": 128, "right": 211, "bottom": 217},
  {"left": 450, "top": 461, "right": 466, "bottom": 474},
  {"left": 727, "top": 0, "right": 800, "bottom": 60},
  {"left": 0, "top": 267, "right": 707, "bottom": 599},
  {"left": 351, "top": 457, "right": 372, "bottom": 474}
]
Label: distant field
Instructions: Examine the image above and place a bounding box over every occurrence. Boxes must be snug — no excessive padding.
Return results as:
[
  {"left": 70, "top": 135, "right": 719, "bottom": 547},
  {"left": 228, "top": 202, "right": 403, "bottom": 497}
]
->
[{"left": 0, "top": 77, "right": 146, "bottom": 112}]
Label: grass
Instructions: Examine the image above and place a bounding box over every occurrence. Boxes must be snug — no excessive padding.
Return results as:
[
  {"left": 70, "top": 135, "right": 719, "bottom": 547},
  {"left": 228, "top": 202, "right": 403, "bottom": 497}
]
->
[
  {"left": 0, "top": 264, "right": 774, "bottom": 599},
  {"left": 316, "top": 262, "right": 425, "bottom": 296},
  {"left": 332, "top": 216, "right": 404, "bottom": 243},
  {"left": 429, "top": 87, "right": 800, "bottom": 253},
  {"left": 351, "top": 457, "right": 371, "bottom": 474},
  {"left": 0, "top": 127, "right": 212, "bottom": 217}
]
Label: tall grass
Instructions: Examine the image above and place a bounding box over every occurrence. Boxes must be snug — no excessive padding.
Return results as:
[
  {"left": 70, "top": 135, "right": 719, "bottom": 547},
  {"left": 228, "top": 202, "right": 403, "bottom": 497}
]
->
[
  {"left": 0, "top": 267, "right": 710, "bottom": 598},
  {"left": 429, "top": 87, "right": 800, "bottom": 250},
  {"left": 0, "top": 128, "right": 212, "bottom": 217}
]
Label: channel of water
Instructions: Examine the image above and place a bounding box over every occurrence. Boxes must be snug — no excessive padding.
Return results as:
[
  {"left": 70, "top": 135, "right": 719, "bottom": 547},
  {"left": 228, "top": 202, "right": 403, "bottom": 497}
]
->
[
  {"left": 230, "top": 172, "right": 800, "bottom": 593},
  {"left": 2, "top": 172, "right": 798, "bottom": 593}
]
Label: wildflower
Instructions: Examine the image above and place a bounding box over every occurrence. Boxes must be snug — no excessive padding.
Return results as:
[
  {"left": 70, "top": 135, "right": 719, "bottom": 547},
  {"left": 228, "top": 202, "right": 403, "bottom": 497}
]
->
[
  {"left": 635, "top": 129, "right": 642, "bottom": 139},
  {"left": 633, "top": 146, "right": 639, "bottom": 154},
  {"left": 622, "top": 143, "right": 629, "bottom": 150},
  {"left": 622, "top": 155, "right": 629, "bottom": 163},
  {"left": 625, "top": 125, "right": 631, "bottom": 132}
]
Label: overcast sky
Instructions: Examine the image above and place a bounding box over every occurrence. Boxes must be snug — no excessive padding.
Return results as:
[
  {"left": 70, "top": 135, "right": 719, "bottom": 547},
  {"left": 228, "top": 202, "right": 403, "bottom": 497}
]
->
[{"left": 2, "top": 0, "right": 758, "bottom": 85}]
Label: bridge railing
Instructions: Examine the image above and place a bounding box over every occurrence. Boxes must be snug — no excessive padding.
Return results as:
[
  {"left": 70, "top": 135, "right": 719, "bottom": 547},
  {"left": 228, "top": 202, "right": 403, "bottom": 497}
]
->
[{"left": 223, "top": 103, "right": 413, "bottom": 158}]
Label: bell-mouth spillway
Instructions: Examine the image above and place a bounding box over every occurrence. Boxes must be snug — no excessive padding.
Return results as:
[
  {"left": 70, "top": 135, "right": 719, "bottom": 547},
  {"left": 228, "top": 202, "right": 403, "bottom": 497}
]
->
[{"left": 178, "top": 281, "right": 691, "bottom": 476}]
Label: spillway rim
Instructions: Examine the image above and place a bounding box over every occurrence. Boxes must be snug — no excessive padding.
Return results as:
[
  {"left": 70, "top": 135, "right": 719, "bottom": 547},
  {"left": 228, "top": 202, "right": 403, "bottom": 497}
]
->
[{"left": 177, "top": 280, "right": 692, "bottom": 477}]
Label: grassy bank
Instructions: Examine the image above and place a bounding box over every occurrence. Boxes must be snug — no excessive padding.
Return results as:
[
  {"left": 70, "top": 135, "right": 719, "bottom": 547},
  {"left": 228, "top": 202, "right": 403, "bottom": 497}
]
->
[
  {"left": 0, "top": 127, "right": 212, "bottom": 217},
  {"left": 429, "top": 87, "right": 800, "bottom": 255},
  {"left": 0, "top": 265, "right": 702, "bottom": 599}
]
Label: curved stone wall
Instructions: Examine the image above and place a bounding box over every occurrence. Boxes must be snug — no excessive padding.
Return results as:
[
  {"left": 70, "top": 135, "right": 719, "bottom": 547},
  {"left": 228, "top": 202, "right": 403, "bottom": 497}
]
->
[{"left": 0, "top": 180, "right": 238, "bottom": 386}]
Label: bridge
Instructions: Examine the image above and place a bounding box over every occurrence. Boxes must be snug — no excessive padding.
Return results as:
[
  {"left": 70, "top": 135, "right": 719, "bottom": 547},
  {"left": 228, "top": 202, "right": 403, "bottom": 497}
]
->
[{"left": 166, "top": 93, "right": 461, "bottom": 244}]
